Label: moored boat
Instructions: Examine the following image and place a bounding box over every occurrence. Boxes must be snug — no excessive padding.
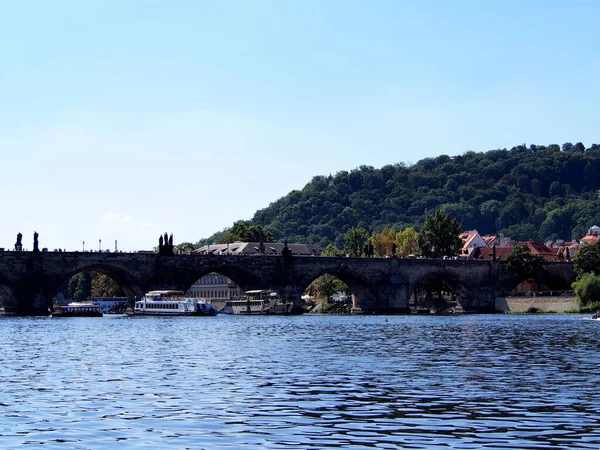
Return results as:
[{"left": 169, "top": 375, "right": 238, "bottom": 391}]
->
[
  {"left": 131, "top": 290, "right": 217, "bottom": 316},
  {"left": 53, "top": 302, "right": 103, "bottom": 317},
  {"left": 222, "top": 289, "right": 296, "bottom": 315}
]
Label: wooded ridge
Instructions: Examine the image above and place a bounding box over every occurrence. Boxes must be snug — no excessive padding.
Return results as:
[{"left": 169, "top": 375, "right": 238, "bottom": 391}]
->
[{"left": 201, "top": 142, "right": 600, "bottom": 248}]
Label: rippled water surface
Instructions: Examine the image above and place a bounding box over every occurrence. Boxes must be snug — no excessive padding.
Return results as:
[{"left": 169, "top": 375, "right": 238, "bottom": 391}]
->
[{"left": 1, "top": 314, "right": 600, "bottom": 449}]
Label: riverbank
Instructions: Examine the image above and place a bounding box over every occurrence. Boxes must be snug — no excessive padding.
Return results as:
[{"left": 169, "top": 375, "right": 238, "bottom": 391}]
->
[{"left": 496, "top": 295, "right": 578, "bottom": 313}]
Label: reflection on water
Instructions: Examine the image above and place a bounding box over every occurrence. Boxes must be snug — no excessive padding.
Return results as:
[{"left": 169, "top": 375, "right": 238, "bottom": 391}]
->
[{"left": 0, "top": 314, "right": 599, "bottom": 449}]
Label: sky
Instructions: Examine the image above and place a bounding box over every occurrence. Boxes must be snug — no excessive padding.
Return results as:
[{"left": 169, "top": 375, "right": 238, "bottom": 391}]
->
[{"left": 1, "top": 0, "right": 598, "bottom": 252}]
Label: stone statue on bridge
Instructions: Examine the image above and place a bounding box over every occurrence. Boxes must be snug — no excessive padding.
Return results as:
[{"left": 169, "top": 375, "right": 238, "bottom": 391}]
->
[
  {"left": 33, "top": 232, "right": 39, "bottom": 252},
  {"left": 14, "top": 233, "right": 22, "bottom": 252},
  {"left": 158, "top": 233, "right": 174, "bottom": 256}
]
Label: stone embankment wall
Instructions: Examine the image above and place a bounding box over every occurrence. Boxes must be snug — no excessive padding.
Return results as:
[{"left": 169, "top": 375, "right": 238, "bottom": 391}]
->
[{"left": 496, "top": 295, "right": 578, "bottom": 312}]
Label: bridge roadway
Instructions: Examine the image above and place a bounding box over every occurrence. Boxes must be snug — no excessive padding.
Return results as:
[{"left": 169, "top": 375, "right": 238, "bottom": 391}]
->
[{"left": 0, "top": 251, "right": 575, "bottom": 315}]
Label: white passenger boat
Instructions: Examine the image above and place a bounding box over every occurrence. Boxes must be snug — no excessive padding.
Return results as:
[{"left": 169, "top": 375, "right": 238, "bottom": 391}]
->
[
  {"left": 53, "top": 302, "right": 103, "bottom": 317},
  {"left": 222, "top": 289, "right": 295, "bottom": 315},
  {"left": 132, "top": 290, "right": 217, "bottom": 316}
]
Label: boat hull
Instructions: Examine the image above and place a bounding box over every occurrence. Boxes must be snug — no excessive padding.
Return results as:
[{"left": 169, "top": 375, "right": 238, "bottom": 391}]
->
[
  {"left": 131, "top": 308, "right": 218, "bottom": 316},
  {"left": 53, "top": 311, "right": 103, "bottom": 317}
]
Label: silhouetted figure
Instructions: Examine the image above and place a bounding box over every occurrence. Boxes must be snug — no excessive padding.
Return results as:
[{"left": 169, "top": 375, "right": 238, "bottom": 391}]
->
[
  {"left": 368, "top": 243, "right": 374, "bottom": 258},
  {"left": 15, "top": 233, "right": 22, "bottom": 252},
  {"left": 259, "top": 239, "right": 265, "bottom": 255},
  {"left": 282, "top": 240, "right": 292, "bottom": 260},
  {"left": 565, "top": 247, "right": 571, "bottom": 262},
  {"left": 158, "top": 233, "right": 174, "bottom": 255},
  {"left": 363, "top": 244, "right": 369, "bottom": 258},
  {"left": 492, "top": 244, "right": 497, "bottom": 261},
  {"left": 391, "top": 243, "right": 397, "bottom": 257},
  {"left": 33, "top": 231, "right": 39, "bottom": 252}
]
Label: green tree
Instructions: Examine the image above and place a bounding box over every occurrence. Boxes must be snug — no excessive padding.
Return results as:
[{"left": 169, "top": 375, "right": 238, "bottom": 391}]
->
[
  {"left": 343, "top": 227, "right": 369, "bottom": 257},
  {"left": 371, "top": 227, "right": 396, "bottom": 257},
  {"left": 500, "top": 223, "right": 540, "bottom": 242},
  {"left": 573, "top": 242, "right": 600, "bottom": 277},
  {"left": 505, "top": 245, "right": 546, "bottom": 281},
  {"left": 219, "top": 220, "right": 274, "bottom": 243},
  {"left": 396, "top": 227, "right": 419, "bottom": 256},
  {"left": 311, "top": 275, "right": 349, "bottom": 300},
  {"left": 321, "top": 243, "right": 342, "bottom": 257},
  {"left": 66, "top": 271, "right": 92, "bottom": 301},
  {"left": 91, "top": 272, "right": 125, "bottom": 298},
  {"left": 418, "top": 210, "right": 462, "bottom": 258},
  {"left": 175, "top": 242, "right": 196, "bottom": 253},
  {"left": 572, "top": 272, "right": 600, "bottom": 309}
]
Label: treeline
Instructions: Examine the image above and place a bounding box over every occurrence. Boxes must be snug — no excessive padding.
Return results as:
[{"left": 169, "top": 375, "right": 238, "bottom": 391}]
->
[
  {"left": 62, "top": 272, "right": 124, "bottom": 302},
  {"left": 224, "top": 142, "right": 600, "bottom": 248}
]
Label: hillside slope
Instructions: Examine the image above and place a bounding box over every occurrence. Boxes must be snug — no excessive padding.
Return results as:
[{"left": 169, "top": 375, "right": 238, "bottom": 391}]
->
[{"left": 245, "top": 143, "right": 600, "bottom": 248}]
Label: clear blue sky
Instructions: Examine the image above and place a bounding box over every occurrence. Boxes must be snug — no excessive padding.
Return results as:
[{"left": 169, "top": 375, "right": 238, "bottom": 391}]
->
[{"left": 1, "top": 0, "right": 598, "bottom": 251}]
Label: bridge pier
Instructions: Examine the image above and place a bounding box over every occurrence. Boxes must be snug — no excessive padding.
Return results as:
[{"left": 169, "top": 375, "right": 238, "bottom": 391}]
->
[
  {"left": 464, "top": 286, "right": 499, "bottom": 313},
  {"left": 272, "top": 284, "right": 307, "bottom": 313},
  {"left": 351, "top": 276, "right": 410, "bottom": 314},
  {"left": 121, "top": 285, "right": 147, "bottom": 309},
  {"left": 351, "top": 282, "right": 410, "bottom": 314},
  {"left": 11, "top": 283, "right": 53, "bottom": 316},
  {"left": 0, "top": 285, "right": 16, "bottom": 315}
]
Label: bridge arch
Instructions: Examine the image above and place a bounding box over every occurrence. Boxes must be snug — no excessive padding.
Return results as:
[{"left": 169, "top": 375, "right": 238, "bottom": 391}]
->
[
  {"left": 297, "top": 265, "right": 381, "bottom": 314},
  {"left": 143, "top": 263, "right": 267, "bottom": 296},
  {"left": 57, "top": 262, "right": 147, "bottom": 304},
  {"left": 408, "top": 270, "right": 473, "bottom": 313}
]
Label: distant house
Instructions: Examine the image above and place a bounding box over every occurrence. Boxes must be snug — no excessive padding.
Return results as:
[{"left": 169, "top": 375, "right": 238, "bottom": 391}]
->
[
  {"left": 520, "top": 241, "right": 558, "bottom": 261},
  {"left": 580, "top": 225, "right": 600, "bottom": 246},
  {"left": 482, "top": 234, "right": 513, "bottom": 248},
  {"left": 470, "top": 241, "right": 557, "bottom": 262},
  {"left": 459, "top": 230, "right": 488, "bottom": 258},
  {"left": 185, "top": 272, "right": 242, "bottom": 311},
  {"left": 547, "top": 240, "right": 578, "bottom": 260},
  {"left": 470, "top": 246, "right": 511, "bottom": 261}
]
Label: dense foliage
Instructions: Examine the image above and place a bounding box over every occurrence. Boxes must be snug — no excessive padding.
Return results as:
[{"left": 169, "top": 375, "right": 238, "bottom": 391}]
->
[
  {"left": 418, "top": 210, "right": 462, "bottom": 258},
  {"left": 218, "top": 220, "right": 274, "bottom": 244},
  {"left": 212, "top": 142, "right": 600, "bottom": 248},
  {"left": 64, "top": 272, "right": 124, "bottom": 301},
  {"left": 573, "top": 242, "right": 600, "bottom": 277},
  {"left": 572, "top": 242, "right": 600, "bottom": 309},
  {"left": 572, "top": 272, "right": 600, "bottom": 310},
  {"left": 505, "top": 245, "right": 547, "bottom": 281},
  {"left": 343, "top": 227, "right": 370, "bottom": 257}
]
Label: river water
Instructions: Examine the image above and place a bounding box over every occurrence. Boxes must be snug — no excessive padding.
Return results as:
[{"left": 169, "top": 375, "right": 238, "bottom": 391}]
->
[{"left": 1, "top": 313, "right": 599, "bottom": 449}]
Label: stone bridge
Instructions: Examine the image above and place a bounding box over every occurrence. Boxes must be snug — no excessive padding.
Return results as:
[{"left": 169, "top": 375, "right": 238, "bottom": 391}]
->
[{"left": 0, "top": 251, "right": 575, "bottom": 315}]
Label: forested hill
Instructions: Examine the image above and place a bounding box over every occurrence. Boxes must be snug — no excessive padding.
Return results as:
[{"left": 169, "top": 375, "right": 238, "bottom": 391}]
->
[{"left": 237, "top": 143, "right": 600, "bottom": 248}]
